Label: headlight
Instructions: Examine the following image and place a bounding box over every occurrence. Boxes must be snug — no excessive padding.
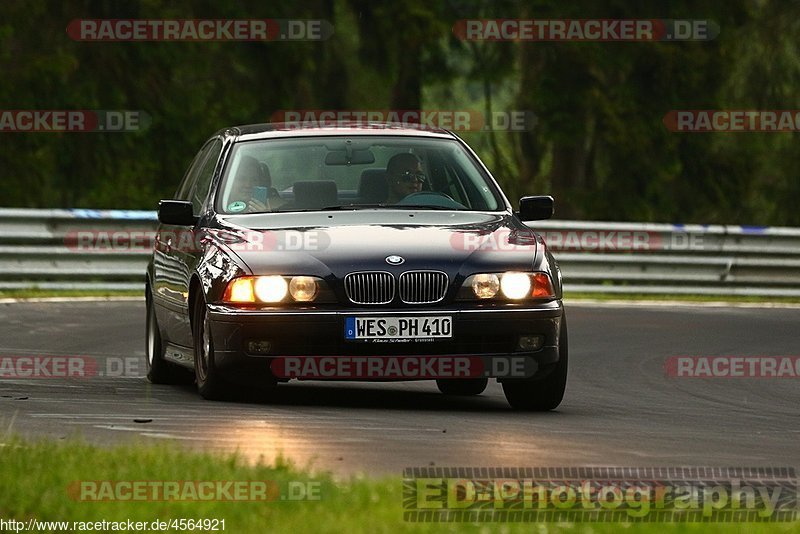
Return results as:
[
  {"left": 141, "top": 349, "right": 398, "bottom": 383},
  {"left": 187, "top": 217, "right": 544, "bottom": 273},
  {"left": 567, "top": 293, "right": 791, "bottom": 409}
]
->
[
  {"left": 461, "top": 272, "right": 555, "bottom": 301},
  {"left": 223, "top": 275, "right": 323, "bottom": 304},
  {"left": 500, "top": 272, "right": 531, "bottom": 299},
  {"left": 471, "top": 273, "right": 500, "bottom": 299},
  {"left": 254, "top": 276, "right": 288, "bottom": 302},
  {"left": 224, "top": 277, "right": 256, "bottom": 303},
  {"left": 289, "top": 276, "right": 318, "bottom": 302}
]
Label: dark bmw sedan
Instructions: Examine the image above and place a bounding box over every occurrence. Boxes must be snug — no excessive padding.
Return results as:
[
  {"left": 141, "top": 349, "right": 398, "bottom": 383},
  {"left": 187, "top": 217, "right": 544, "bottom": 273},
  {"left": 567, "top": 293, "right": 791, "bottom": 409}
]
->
[{"left": 146, "top": 122, "right": 567, "bottom": 410}]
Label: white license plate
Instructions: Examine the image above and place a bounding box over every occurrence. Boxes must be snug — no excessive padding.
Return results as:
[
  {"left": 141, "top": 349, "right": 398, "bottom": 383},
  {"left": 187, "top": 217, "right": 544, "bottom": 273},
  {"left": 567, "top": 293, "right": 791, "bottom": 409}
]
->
[{"left": 345, "top": 316, "right": 452, "bottom": 340}]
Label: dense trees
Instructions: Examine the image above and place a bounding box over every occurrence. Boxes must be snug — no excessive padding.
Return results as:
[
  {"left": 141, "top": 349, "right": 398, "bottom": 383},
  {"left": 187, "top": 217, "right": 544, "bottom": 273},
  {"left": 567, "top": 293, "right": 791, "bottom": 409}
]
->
[{"left": 1, "top": 0, "right": 798, "bottom": 225}]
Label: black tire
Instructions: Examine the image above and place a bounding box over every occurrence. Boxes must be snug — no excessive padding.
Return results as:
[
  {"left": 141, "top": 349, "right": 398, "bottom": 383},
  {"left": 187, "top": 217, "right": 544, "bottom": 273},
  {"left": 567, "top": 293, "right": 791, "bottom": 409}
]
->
[
  {"left": 145, "top": 289, "right": 191, "bottom": 384},
  {"left": 192, "top": 292, "right": 231, "bottom": 400},
  {"left": 436, "top": 378, "right": 488, "bottom": 396},
  {"left": 502, "top": 314, "right": 568, "bottom": 411}
]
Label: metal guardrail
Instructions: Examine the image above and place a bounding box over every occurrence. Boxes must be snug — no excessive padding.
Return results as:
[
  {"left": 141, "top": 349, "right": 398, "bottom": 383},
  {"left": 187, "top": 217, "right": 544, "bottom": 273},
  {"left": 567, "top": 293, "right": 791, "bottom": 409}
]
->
[
  {"left": 0, "top": 209, "right": 156, "bottom": 291},
  {"left": 0, "top": 208, "right": 799, "bottom": 296}
]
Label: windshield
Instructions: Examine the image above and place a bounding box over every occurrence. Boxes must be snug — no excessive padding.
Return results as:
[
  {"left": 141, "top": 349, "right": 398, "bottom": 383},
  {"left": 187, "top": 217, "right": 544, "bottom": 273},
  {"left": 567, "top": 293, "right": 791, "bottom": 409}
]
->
[{"left": 216, "top": 136, "right": 504, "bottom": 214}]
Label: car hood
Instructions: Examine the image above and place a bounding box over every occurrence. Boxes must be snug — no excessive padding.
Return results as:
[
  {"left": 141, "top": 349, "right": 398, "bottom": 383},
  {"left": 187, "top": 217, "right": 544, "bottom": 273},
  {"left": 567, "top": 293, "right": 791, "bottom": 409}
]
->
[{"left": 212, "top": 211, "right": 540, "bottom": 279}]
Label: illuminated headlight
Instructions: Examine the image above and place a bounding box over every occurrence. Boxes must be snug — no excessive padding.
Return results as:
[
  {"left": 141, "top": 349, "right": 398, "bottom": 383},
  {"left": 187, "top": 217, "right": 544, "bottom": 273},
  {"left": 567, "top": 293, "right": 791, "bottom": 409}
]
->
[
  {"left": 460, "top": 272, "right": 555, "bottom": 301},
  {"left": 471, "top": 273, "right": 500, "bottom": 299},
  {"left": 223, "top": 275, "right": 323, "bottom": 304},
  {"left": 254, "top": 276, "right": 288, "bottom": 302},
  {"left": 225, "top": 278, "right": 256, "bottom": 303},
  {"left": 501, "top": 272, "right": 532, "bottom": 300},
  {"left": 289, "top": 276, "right": 318, "bottom": 302}
]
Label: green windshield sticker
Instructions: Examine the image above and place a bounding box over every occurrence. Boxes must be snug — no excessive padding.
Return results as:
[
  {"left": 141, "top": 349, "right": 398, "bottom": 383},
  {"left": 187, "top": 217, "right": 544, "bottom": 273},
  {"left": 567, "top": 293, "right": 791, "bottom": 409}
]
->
[{"left": 228, "top": 201, "right": 246, "bottom": 212}]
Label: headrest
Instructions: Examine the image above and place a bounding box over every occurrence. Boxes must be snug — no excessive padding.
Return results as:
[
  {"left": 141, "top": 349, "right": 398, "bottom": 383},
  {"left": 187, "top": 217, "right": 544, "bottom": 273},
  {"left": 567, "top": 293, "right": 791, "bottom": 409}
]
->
[
  {"left": 236, "top": 156, "right": 271, "bottom": 187},
  {"left": 292, "top": 180, "right": 338, "bottom": 210},
  {"left": 357, "top": 168, "right": 388, "bottom": 203}
]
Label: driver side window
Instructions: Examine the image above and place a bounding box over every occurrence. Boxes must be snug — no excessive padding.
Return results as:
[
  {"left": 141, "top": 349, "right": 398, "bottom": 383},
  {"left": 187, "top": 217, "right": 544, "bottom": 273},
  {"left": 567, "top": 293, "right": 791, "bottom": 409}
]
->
[
  {"left": 189, "top": 140, "right": 223, "bottom": 215},
  {"left": 175, "top": 141, "right": 215, "bottom": 201}
]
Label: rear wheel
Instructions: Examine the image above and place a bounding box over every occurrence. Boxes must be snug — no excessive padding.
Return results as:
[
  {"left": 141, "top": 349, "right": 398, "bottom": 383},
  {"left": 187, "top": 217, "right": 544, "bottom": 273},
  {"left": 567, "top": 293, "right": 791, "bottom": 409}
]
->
[
  {"left": 145, "top": 289, "right": 191, "bottom": 384},
  {"left": 436, "top": 378, "right": 488, "bottom": 396},
  {"left": 192, "top": 293, "right": 231, "bottom": 400},
  {"left": 502, "top": 315, "right": 568, "bottom": 411}
]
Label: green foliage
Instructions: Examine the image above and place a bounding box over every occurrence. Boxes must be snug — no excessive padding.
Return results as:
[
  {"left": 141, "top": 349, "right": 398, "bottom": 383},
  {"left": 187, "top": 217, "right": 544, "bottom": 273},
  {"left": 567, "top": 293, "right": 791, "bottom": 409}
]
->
[{"left": 0, "top": 0, "right": 798, "bottom": 225}]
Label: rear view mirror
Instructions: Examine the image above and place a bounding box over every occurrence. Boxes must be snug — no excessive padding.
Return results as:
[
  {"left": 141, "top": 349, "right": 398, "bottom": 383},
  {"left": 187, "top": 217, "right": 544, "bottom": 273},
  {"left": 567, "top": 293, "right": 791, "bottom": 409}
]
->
[
  {"left": 158, "top": 200, "right": 197, "bottom": 226},
  {"left": 325, "top": 149, "right": 375, "bottom": 166},
  {"left": 519, "top": 196, "right": 554, "bottom": 221}
]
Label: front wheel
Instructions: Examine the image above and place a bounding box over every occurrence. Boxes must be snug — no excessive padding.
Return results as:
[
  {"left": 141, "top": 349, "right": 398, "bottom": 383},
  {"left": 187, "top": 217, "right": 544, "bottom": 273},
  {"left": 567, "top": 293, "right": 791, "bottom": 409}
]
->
[
  {"left": 502, "top": 315, "right": 568, "bottom": 411},
  {"left": 436, "top": 378, "right": 488, "bottom": 396},
  {"left": 192, "top": 293, "right": 231, "bottom": 400}
]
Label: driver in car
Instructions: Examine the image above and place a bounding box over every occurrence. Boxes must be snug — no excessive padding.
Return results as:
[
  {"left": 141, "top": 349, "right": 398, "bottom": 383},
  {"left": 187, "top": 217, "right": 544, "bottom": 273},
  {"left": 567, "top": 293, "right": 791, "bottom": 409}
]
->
[
  {"left": 227, "top": 156, "right": 279, "bottom": 213},
  {"left": 386, "top": 153, "right": 426, "bottom": 203}
]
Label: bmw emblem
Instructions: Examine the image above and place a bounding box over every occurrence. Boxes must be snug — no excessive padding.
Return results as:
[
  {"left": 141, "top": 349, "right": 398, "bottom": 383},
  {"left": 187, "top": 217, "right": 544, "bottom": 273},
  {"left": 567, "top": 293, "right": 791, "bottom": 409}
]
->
[{"left": 385, "top": 255, "right": 405, "bottom": 265}]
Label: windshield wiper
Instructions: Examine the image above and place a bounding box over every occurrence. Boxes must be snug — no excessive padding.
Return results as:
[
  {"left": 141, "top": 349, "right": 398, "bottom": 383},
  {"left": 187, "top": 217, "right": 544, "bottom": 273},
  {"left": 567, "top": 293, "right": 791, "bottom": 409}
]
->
[
  {"left": 277, "top": 204, "right": 464, "bottom": 213},
  {"left": 318, "top": 204, "right": 392, "bottom": 210},
  {"left": 320, "top": 204, "right": 463, "bottom": 211},
  {"left": 390, "top": 204, "right": 462, "bottom": 210}
]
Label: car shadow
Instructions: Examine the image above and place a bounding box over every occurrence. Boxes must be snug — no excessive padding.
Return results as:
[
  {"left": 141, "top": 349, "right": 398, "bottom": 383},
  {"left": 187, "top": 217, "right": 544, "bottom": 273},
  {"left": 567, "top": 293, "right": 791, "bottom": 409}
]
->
[{"left": 158, "top": 379, "right": 570, "bottom": 415}]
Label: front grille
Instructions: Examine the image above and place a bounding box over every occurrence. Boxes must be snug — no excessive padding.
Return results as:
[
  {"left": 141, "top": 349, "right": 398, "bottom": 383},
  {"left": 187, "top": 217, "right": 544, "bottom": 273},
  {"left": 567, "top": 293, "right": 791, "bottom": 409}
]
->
[
  {"left": 398, "top": 270, "right": 449, "bottom": 304},
  {"left": 344, "top": 271, "right": 395, "bottom": 304}
]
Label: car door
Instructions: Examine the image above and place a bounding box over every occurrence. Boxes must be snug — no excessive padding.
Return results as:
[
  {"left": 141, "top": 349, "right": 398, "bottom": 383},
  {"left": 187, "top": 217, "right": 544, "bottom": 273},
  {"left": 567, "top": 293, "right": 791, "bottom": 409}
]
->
[{"left": 153, "top": 138, "right": 223, "bottom": 348}]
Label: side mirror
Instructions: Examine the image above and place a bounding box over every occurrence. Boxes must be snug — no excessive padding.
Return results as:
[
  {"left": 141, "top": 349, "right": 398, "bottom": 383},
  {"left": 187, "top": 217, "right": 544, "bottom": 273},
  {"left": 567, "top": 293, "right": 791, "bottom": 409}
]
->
[
  {"left": 158, "top": 200, "right": 197, "bottom": 226},
  {"left": 518, "top": 196, "right": 554, "bottom": 221}
]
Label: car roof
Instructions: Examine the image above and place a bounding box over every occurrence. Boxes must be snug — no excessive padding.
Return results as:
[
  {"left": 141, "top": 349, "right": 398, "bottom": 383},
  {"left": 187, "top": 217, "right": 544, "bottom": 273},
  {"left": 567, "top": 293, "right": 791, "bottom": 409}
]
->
[{"left": 218, "top": 122, "right": 459, "bottom": 142}]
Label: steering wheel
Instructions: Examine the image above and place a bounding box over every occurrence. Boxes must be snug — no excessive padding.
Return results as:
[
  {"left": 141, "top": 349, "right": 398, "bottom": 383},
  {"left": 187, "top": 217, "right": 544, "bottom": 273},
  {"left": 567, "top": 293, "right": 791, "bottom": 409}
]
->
[{"left": 395, "top": 191, "right": 466, "bottom": 209}]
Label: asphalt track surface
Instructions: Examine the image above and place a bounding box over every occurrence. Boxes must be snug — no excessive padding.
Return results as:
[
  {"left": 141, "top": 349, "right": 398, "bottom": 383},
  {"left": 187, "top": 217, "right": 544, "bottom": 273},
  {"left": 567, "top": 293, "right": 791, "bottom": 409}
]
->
[{"left": 0, "top": 300, "right": 797, "bottom": 477}]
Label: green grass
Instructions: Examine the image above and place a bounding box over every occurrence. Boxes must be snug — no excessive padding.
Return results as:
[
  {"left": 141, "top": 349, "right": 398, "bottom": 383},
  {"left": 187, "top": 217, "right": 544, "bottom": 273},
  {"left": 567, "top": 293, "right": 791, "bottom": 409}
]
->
[{"left": 0, "top": 437, "right": 796, "bottom": 533}]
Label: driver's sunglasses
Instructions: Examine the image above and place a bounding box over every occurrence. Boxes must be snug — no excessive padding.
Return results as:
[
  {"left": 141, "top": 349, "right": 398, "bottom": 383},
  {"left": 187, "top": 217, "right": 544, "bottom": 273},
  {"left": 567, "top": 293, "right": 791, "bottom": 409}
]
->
[{"left": 395, "top": 171, "right": 427, "bottom": 184}]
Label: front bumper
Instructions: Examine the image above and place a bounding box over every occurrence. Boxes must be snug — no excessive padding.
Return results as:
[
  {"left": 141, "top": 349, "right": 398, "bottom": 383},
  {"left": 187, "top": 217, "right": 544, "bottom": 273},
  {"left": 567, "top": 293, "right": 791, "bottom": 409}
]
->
[{"left": 206, "top": 301, "right": 563, "bottom": 379}]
